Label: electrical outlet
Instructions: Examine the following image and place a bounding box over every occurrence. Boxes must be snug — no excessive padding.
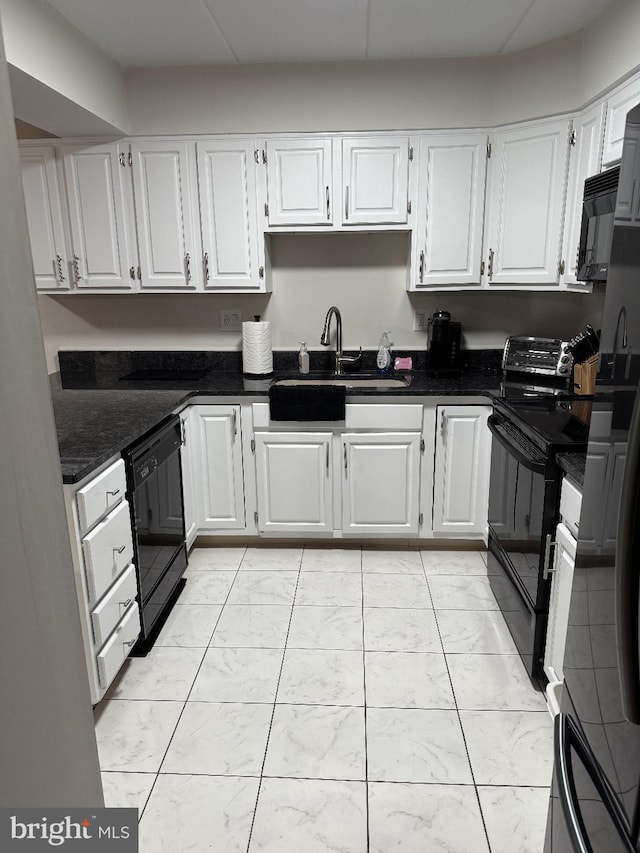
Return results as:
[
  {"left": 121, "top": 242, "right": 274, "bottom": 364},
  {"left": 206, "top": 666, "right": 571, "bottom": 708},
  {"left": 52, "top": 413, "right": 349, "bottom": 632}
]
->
[
  {"left": 414, "top": 310, "right": 429, "bottom": 331},
  {"left": 220, "top": 309, "right": 242, "bottom": 332}
]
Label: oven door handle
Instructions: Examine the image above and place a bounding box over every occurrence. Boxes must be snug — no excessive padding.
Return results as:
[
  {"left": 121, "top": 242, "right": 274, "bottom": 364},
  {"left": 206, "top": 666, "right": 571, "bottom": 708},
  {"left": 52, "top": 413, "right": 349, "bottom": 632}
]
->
[
  {"left": 487, "top": 415, "right": 546, "bottom": 475},
  {"left": 555, "top": 713, "right": 635, "bottom": 853}
]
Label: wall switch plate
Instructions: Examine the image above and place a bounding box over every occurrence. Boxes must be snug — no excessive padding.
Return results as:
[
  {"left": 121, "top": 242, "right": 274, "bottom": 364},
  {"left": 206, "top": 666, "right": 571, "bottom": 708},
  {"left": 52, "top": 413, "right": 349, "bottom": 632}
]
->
[
  {"left": 220, "top": 309, "right": 242, "bottom": 332},
  {"left": 414, "top": 310, "right": 429, "bottom": 331}
]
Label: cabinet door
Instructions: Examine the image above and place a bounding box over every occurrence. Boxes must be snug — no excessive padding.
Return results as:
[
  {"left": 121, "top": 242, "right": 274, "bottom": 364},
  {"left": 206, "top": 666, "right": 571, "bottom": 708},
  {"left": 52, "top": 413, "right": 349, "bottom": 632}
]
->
[
  {"left": 602, "top": 75, "right": 640, "bottom": 167},
  {"left": 180, "top": 408, "right": 199, "bottom": 548},
  {"left": 265, "top": 139, "right": 333, "bottom": 226},
  {"left": 342, "top": 432, "right": 421, "bottom": 535},
  {"left": 414, "top": 133, "right": 487, "bottom": 287},
  {"left": 483, "top": 118, "right": 571, "bottom": 286},
  {"left": 196, "top": 140, "right": 262, "bottom": 290},
  {"left": 577, "top": 441, "right": 609, "bottom": 552},
  {"left": 130, "top": 140, "right": 200, "bottom": 289},
  {"left": 194, "top": 406, "right": 245, "bottom": 531},
  {"left": 562, "top": 104, "right": 605, "bottom": 288},
  {"left": 342, "top": 137, "right": 409, "bottom": 225},
  {"left": 19, "top": 145, "right": 70, "bottom": 291},
  {"left": 254, "top": 432, "right": 333, "bottom": 533},
  {"left": 433, "top": 406, "right": 492, "bottom": 536},
  {"left": 63, "top": 144, "right": 137, "bottom": 290},
  {"left": 602, "top": 443, "right": 627, "bottom": 550},
  {"left": 544, "top": 521, "right": 576, "bottom": 684}
]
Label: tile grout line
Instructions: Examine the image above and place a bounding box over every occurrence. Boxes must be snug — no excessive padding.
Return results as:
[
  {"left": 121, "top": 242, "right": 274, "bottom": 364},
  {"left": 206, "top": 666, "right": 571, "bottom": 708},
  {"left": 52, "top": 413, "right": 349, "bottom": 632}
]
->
[
  {"left": 245, "top": 547, "right": 304, "bottom": 853},
  {"left": 359, "top": 548, "right": 370, "bottom": 853},
  {"left": 421, "top": 552, "right": 494, "bottom": 853},
  {"left": 136, "top": 547, "right": 247, "bottom": 823}
]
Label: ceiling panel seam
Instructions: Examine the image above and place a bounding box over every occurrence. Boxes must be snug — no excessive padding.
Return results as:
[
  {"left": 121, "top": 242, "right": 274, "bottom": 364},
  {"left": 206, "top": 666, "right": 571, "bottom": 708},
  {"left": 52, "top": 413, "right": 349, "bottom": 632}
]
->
[
  {"left": 199, "top": 0, "right": 241, "bottom": 63},
  {"left": 497, "top": 0, "right": 539, "bottom": 54},
  {"left": 365, "top": 0, "right": 372, "bottom": 60}
]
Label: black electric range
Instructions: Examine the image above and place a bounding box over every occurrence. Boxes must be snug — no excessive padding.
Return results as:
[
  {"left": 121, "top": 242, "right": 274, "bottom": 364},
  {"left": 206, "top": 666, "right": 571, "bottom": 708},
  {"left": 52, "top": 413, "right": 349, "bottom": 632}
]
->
[{"left": 487, "top": 376, "right": 590, "bottom": 685}]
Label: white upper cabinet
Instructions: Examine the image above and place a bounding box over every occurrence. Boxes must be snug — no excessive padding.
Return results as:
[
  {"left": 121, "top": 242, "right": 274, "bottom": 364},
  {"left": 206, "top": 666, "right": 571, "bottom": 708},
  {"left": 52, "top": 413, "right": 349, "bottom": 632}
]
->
[
  {"left": 19, "top": 145, "right": 70, "bottom": 291},
  {"left": 483, "top": 117, "right": 571, "bottom": 287},
  {"left": 561, "top": 104, "right": 605, "bottom": 289},
  {"left": 602, "top": 75, "right": 640, "bottom": 167},
  {"left": 63, "top": 144, "right": 137, "bottom": 290},
  {"left": 413, "top": 133, "right": 488, "bottom": 288},
  {"left": 130, "top": 140, "right": 200, "bottom": 289},
  {"left": 341, "top": 137, "right": 410, "bottom": 225},
  {"left": 264, "top": 139, "right": 334, "bottom": 226},
  {"left": 196, "top": 140, "right": 264, "bottom": 290}
]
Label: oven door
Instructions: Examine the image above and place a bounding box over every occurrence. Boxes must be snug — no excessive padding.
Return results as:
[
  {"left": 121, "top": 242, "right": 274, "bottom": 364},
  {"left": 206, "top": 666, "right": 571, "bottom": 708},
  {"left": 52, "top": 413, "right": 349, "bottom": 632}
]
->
[{"left": 487, "top": 412, "right": 560, "bottom": 681}]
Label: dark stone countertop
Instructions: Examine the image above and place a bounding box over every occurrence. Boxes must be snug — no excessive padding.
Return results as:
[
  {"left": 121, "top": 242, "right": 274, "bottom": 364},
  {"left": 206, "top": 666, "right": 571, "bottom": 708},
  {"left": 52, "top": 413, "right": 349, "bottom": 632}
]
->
[
  {"left": 53, "top": 349, "right": 504, "bottom": 485},
  {"left": 556, "top": 451, "right": 586, "bottom": 490}
]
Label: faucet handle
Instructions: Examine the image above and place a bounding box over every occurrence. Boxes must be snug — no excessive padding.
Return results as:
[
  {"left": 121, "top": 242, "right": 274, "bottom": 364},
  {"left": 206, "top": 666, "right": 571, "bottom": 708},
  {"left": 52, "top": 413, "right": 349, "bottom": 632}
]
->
[{"left": 337, "top": 347, "right": 362, "bottom": 366}]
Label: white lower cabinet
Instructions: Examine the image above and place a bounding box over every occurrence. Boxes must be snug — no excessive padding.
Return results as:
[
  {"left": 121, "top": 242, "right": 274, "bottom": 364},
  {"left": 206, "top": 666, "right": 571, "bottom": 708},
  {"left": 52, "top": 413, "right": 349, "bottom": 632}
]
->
[
  {"left": 342, "top": 432, "right": 421, "bottom": 535},
  {"left": 544, "top": 520, "right": 577, "bottom": 686},
  {"left": 180, "top": 407, "right": 199, "bottom": 548},
  {"left": 63, "top": 457, "right": 140, "bottom": 704},
  {"left": 254, "top": 431, "right": 333, "bottom": 534},
  {"left": 432, "top": 405, "right": 492, "bottom": 536},
  {"left": 190, "top": 405, "right": 246, "bottom": 532}
]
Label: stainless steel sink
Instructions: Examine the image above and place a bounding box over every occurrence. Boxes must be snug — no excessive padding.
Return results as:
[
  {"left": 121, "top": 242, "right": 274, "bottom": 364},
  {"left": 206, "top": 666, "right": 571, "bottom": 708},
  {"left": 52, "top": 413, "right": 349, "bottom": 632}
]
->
[{"left": 272, "top": 374, "right": 410, "bottom": 389}]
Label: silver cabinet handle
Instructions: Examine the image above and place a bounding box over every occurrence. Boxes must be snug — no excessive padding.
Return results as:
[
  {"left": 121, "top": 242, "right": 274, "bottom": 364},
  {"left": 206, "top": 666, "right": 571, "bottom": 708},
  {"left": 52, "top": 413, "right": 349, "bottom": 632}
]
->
[
  {"left": 345, "top": 186, "right": 349, "bottom": 220},
  {"left": 326, "top": 186, "right": 330, "bottom": 220},
  {"left": 343, "top": 444, "right": 348, "bottom": 471},
  {"left": 203, "top": 252, "right": 210, "bottom": 282},
  {"left": 125, "top": 638, "right": 136, "bottom": 648},
  {"left": 113, "top": 544, "right": 126, "bottom": 555},
  {"left": 232, "top": 410, "right": 237, "bottom": 436},
  {"left": 185, "top": 253, "right": 191, "bottom": 282},
  {"left": 122, "top": 598, "right": 132, "bottom": 608},
  {"left": 488, "top": 248, "right": 495, "bottom": 280},
  {"left": 73, "top": 254, "right": 81, "bottom": 282},
  {"left": 543, "top": 533, "right": 556, "bottom": 580},
  {"left": 55, "top": 255, "right": 65, "bottom": 282},
  {"left": 419, "top": 250, "right": 425, "bottom": 283},
  {"left": 326, "top": 442, "right": 330, "bottom": 472},
  {"left": 106, "top": 488, "right": 120, "bottom": 497}
]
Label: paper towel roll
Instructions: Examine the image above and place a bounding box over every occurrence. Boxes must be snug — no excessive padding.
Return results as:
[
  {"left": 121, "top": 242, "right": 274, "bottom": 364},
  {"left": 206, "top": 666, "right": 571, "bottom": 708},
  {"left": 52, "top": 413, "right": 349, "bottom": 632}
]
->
[{"left": 242, "top": 320, "right": 273, "bottom": 376}]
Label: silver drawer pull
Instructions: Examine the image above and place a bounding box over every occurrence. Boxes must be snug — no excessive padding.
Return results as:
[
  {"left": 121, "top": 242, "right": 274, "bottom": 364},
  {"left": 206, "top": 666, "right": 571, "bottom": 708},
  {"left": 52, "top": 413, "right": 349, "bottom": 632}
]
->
[
  {"left": 122, "top": 598, "right": 133, "bottom": 608},
  {"left": 113, "top": 544, "right": 126, "bottom": 554},
  {"left": 106, "top": 488, "right": 120, "bottom": 497},
  {"left": 124, "top": 638, "right": 136, "bottom": 648}
]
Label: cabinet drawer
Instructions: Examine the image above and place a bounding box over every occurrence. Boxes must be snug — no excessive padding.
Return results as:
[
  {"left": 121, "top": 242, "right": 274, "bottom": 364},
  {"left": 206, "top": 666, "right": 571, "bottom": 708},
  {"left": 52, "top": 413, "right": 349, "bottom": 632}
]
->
[
  {"left": 91, "top": 563, "right": 137, "bottom": 648},
  {"left": 77, "top": 459, "right": 126, "bottom": 533},
  {"left": 82, "top": 500, "right": 133, "bottom": 605},
  {"left": 560, "top": 476, "right": 582, "bottom": 539},
  {"left": 96, "top": 603, "right": 140, "bottom": 689}
]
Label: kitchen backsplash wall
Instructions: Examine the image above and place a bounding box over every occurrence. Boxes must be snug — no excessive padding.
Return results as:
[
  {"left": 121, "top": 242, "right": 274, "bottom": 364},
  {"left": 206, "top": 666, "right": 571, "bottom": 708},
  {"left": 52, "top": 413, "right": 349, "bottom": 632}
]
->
[{"left": 39, "top": 233, "right": 605, "bottom": 374}]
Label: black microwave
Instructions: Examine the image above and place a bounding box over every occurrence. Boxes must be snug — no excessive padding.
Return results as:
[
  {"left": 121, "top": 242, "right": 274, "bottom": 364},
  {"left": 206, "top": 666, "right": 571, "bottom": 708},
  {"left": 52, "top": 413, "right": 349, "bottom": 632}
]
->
[{"left": 577, "top": 165, "right": 620, "bottom": 283}]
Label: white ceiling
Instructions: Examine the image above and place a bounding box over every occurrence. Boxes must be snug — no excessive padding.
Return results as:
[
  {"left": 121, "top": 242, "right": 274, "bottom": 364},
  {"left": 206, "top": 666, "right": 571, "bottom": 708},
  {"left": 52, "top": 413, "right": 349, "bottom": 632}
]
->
[{"left": 44, "top": 0, "right": 614, "bottom": 68}]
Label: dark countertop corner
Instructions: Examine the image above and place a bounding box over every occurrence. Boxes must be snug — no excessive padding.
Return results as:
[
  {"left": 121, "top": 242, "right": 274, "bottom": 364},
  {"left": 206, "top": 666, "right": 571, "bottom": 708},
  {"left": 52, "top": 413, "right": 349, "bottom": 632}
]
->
[{"left": 556, "top": 451, "right": 586, "bottom": 490}]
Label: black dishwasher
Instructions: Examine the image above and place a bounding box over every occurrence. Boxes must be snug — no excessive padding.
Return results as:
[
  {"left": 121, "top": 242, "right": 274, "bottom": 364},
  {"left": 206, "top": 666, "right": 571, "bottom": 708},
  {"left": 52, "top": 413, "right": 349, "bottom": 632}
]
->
[{"left": 123, "top": 414, "right": 187, "bottom": 654}]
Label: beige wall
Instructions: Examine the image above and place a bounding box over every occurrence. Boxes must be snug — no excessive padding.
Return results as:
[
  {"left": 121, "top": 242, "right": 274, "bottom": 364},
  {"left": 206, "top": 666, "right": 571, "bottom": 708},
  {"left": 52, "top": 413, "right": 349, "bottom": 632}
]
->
[
  {"left": 39, "top": 234, "right": 606, "bottom": 373},
  {"left": 0, "top": 0, "right": 129, "bottom": 133}
]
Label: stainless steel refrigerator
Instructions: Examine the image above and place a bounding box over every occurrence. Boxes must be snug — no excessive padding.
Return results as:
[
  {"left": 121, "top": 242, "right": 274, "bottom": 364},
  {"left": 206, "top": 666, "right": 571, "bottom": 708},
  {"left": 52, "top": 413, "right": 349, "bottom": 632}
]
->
[{"left": 545, "top": 102, "right": 640, "bottom": 851}]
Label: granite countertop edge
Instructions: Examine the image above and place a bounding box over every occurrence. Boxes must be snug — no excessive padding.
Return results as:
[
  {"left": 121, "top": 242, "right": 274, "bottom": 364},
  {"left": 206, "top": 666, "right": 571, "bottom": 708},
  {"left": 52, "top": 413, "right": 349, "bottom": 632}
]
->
[
  {"left": 52, "top": 369, "right": 502, "bottom": 485},
  {"left": 556, "top": 451, "right": 586, "bottom": 490}
]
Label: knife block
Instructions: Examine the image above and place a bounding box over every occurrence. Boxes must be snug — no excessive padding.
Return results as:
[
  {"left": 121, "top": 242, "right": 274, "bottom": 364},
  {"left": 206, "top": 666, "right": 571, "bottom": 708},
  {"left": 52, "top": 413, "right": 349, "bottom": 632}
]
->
[{"left": 572, "top": 354, "right": 598, "bottom": 425}]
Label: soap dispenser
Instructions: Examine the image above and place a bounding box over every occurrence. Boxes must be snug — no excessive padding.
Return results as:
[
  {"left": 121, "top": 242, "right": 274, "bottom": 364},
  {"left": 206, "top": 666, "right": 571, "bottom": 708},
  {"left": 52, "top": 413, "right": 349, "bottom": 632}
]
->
[
  {"left": 298, "top": 342, "right": 310, "bottom": 374},
  {"left": 376, "top": 332, "right": 392, "bottom": 373}
]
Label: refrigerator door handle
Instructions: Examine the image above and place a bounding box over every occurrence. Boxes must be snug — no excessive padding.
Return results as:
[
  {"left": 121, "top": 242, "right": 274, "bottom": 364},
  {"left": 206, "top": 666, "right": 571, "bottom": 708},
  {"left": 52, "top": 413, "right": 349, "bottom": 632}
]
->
[
  {"left": 616, "top": 383, "right": 640, "bottom": 724},
  {"left": 555, "top": 713, "right": 635, "bottom": 853}
]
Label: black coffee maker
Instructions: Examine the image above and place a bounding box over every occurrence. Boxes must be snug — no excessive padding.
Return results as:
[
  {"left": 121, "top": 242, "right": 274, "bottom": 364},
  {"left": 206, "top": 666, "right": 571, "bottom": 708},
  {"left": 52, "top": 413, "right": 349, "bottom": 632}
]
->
[{"left": 427, "top": 310, "right": 463, "bottom": 373}]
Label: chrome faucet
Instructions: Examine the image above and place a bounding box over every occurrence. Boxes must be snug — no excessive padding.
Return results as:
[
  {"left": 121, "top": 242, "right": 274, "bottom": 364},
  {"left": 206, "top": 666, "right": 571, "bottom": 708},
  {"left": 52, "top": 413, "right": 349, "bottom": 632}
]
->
[{"left": 320, "top": 306, "right": 362, "bottom": 375}]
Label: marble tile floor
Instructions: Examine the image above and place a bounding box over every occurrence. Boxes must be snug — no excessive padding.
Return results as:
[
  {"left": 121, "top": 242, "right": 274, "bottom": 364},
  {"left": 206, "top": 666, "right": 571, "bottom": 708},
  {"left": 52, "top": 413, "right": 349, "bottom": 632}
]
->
[{"left": 96, "top": 546, "right": 553, "bottom": 853}]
